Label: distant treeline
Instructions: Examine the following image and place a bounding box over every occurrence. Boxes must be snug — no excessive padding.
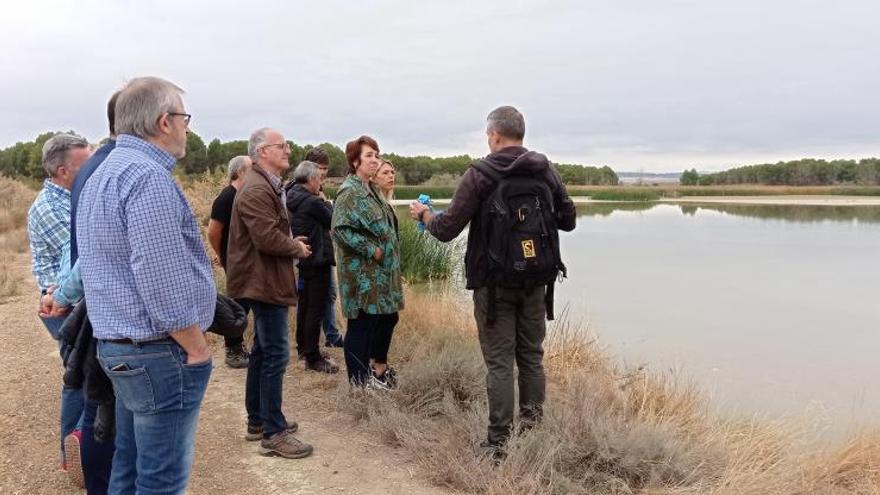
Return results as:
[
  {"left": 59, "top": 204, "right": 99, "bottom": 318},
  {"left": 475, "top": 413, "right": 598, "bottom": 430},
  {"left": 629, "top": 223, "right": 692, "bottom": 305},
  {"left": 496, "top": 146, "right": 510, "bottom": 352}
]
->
[
  {"left": 0, "top": 131, "right": 617, "bottom": 186},
  {"left": 681, "top": 158, "right": 880, "bottom": 186}
]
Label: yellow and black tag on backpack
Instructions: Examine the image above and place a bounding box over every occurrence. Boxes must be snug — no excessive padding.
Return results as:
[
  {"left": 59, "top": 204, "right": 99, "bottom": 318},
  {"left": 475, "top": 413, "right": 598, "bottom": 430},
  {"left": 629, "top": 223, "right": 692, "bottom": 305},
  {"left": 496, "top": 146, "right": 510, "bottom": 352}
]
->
[{"left": 522, "top": 239, "right": 536, "bottom": 258}]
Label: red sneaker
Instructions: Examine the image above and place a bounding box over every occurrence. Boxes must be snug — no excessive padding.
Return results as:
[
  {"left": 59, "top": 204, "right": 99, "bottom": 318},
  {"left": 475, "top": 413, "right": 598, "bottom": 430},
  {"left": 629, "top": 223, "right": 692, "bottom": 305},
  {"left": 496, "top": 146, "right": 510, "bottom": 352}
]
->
[{"left": 62, "top": 430, "right": 84, "bottom": 488}]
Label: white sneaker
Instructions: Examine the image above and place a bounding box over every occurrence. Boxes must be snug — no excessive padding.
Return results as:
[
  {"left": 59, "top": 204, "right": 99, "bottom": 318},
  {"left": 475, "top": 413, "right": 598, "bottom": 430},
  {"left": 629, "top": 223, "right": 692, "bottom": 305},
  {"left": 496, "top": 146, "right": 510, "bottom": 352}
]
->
[{"left": 366, "top": 373, "right": 391, "bottom": 391}]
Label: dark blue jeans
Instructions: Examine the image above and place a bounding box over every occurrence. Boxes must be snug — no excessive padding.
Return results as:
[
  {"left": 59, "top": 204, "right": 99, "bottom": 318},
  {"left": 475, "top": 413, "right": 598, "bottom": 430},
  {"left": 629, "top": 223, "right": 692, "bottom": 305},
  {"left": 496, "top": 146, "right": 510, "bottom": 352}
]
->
[
  {"left": 323, "top": 273, "right": 343, "bottom": 345},
  {"left": 80, "top": 400, "right": 113, "bottom": 495},
  {"left": 244, "top": 300, "right": 290, "bottom": 437},
  {"left": 97, "top": 339, "right": 212, "bottom": 495},
  {"left": 40, "top": 315, "right": 85, "bottom": 451}
]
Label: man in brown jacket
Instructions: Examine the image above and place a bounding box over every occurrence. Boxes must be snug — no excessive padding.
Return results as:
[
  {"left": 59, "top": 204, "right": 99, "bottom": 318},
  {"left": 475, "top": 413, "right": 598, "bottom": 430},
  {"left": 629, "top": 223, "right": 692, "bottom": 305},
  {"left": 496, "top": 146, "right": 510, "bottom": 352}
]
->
[{"left": 227, "top": 127, "right": 313, "bottom": 459}]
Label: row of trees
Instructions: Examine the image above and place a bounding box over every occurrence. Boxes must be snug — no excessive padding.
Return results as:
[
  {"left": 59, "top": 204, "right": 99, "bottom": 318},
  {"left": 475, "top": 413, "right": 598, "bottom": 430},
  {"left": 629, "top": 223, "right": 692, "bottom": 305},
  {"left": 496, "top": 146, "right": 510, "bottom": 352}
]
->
[
  {"left": 681, "top": 158, "right": 880, "bottom": 186},
  {"left": 0, "top": 130, "right": 617, "bottom": 185},
  {"left": 556, "top": 163, "right": 619, "bottom": 185}
]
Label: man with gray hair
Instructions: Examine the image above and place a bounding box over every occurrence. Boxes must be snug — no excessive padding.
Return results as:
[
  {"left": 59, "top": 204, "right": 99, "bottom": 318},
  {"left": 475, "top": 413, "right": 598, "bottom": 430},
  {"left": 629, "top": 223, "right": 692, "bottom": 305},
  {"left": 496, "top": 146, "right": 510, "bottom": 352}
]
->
[
  {"left": 27, "top": 131, "right": 91, "bottom": 469},
  {"left": 227, "top": 128, "right": 314, "bottom": 459},
  {"left": 409, "top": 105, "right": 577, "bottom": 458},
  {"left": 208, "top": 155, "right": 253, "bottom": 368},
  {"left": 286, "top": 161, "right": 338, "bottom": 373},
  {"left": 302, "top": 147, "right": 345, "bottom": 348},
  {"left": 77, "top": 76, "right": 216, "bottom": 492}
]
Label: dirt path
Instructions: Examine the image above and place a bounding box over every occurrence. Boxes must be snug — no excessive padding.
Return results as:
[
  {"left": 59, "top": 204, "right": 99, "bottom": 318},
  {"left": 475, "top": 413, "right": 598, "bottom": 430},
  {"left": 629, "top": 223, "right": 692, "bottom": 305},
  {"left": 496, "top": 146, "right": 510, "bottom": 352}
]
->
[{"left": 0, "top": 252, "right": 448, "bottom": 494}]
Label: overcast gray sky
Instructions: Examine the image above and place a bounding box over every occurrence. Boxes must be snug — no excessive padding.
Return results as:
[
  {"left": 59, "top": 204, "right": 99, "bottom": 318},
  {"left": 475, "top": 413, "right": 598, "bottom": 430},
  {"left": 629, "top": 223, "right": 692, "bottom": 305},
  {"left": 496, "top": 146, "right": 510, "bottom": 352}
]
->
[{"left": 1, "top": 0, "right": 877, "bottom": 172}]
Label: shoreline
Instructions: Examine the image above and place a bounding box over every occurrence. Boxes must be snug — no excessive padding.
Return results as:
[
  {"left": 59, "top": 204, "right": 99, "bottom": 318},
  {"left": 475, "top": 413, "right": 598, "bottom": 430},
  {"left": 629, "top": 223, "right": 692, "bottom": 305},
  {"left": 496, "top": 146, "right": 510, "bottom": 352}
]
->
[{"left": 392, "top": 195, "right": 880, "bottom": 207}]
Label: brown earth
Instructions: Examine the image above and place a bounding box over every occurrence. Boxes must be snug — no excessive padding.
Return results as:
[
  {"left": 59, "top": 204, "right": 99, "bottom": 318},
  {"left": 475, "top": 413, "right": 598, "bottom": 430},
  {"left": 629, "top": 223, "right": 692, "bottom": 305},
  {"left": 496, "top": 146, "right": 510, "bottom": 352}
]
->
[{"left": 0, "top": 251, "right": 448, "bottom": 495}]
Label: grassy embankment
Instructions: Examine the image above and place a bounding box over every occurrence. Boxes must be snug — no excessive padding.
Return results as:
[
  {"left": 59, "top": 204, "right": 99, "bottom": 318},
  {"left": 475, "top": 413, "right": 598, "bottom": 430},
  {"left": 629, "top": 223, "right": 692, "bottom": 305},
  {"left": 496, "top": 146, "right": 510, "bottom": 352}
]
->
[
  {"left": 325, "top": 185, "right": 880, "bottom": 202},
  {"left": 10, "top": 173, "right": 878, "bottom": 493},
  {"left": 347, "top": 288, "right": 880, "bottom": 494}
]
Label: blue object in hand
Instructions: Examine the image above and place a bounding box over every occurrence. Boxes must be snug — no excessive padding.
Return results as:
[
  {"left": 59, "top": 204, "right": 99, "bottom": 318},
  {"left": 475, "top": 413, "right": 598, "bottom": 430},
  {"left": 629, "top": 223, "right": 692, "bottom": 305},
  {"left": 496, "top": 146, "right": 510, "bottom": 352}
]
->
[{"left": 417, "top": 194, "right": 432, "bottom": 231}]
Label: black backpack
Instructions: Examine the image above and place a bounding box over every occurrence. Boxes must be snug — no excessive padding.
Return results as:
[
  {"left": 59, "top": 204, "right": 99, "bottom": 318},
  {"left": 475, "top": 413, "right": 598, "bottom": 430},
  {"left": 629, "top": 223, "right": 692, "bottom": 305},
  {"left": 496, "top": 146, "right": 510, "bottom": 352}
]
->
[{"left": 473, "top": 159, "right": 567, "bottom": 323}]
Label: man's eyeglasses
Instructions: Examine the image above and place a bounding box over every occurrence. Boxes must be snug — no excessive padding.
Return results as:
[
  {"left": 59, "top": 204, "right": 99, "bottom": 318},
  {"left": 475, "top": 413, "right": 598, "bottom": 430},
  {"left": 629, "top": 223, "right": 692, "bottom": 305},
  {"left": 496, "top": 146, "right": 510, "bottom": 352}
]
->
[
  {"left": 260, "top": 142, "right": 291, "bottom": 152},
  {"left": 168, "top": 112, "right": 192, "bottom": 126}
]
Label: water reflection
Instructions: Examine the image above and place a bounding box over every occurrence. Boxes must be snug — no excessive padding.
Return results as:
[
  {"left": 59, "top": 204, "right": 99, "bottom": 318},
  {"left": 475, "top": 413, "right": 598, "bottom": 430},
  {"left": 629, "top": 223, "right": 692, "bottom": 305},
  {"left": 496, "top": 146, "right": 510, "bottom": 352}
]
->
[
  {"left": 577, "top": 202, "right": 880, "bottom": 224},
  {"left": 560, "top": 202, "right": 880, "bottom": 426}
]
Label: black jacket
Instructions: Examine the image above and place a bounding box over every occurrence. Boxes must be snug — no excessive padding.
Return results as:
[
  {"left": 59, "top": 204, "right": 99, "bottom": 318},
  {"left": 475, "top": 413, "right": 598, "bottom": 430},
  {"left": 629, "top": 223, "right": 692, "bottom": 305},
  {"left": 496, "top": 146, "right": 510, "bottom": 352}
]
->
[
  {"left": 207, "top": 293, "right": 248, "bottom": 338},
  {"left": 285, "top": 183, "right": 335, "bottom": 271},
  {"left": 426, "top": 146, "right": 577, "bottom": 289},
  {"left": 58, "top": 302, "right": 117, "bottom": 442}
]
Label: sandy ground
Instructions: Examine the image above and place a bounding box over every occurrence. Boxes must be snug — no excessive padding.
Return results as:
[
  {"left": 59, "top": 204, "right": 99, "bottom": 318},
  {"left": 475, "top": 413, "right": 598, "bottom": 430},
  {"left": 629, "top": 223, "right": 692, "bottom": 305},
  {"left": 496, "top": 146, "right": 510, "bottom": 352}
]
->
[
  {"left": 392, "top": 195, "right": 880, "bottom": 206},
  {"left": 0, "top": 252, "right": 448, "bottom": 495}
]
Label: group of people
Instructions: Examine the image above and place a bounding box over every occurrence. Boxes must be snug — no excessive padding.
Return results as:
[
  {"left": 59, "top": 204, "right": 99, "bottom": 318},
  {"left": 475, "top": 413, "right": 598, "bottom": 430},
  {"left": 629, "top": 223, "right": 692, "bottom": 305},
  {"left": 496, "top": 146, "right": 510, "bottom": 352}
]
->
[{"left": 27, "top": 75, "right": 576, "bottom": 494}]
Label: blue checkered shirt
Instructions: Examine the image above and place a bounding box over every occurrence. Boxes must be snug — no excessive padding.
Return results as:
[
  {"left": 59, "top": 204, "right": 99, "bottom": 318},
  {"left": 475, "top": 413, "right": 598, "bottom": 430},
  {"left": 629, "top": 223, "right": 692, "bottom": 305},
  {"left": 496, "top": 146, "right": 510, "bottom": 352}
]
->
[
  {"left": 28, "top": 180, "right": 71, "bottom": 291},
  {"left": 77, "top": 135, "right": 216, "bottom": 341}
]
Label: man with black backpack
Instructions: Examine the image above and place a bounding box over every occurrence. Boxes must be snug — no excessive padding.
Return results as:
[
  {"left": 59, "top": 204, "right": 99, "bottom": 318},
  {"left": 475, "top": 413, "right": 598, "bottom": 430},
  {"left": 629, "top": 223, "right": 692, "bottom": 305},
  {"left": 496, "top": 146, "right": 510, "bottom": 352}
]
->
[{"left": 409, "top": 105, "right": 577, "bottom": 457}]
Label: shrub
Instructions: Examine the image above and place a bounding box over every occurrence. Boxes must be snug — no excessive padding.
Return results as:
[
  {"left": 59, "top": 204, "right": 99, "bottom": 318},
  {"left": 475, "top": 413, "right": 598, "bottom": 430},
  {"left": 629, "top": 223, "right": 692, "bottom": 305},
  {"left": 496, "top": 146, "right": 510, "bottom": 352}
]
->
[{"left": 590, "top": 189, "right": 661, "bottom": 201}]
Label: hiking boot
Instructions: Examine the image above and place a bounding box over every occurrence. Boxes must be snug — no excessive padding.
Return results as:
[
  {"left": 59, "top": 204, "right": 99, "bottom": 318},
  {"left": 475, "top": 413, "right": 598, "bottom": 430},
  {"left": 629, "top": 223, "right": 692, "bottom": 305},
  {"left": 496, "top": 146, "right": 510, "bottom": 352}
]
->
[
  {"left": 245, "top": 420, "right": 299, "bottom": 441},
  {"left": 260, "top": 431, "right": 314, "bottom": 459},
  {"left": 479, "top": 440, "right": 507, "bottom": 461},
  {"left": 324, "top": 337, "right": 344, "bottom": 348},
  {"left": 225, "top": 344, "right": 249, "bottom": 369},
  {"left": 63, "top": 430, "right": 84, "bottom": 488},
  {"left": 306, "top": 358, "right": 339, "bottom": 374}
]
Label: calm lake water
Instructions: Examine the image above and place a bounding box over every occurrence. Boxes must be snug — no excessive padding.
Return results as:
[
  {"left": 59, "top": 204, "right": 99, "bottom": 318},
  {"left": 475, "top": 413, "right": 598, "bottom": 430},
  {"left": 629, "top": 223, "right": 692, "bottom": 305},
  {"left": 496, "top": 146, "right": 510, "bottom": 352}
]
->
[{"left": 555, "top": 203, "right": 880, "bottom": 426}]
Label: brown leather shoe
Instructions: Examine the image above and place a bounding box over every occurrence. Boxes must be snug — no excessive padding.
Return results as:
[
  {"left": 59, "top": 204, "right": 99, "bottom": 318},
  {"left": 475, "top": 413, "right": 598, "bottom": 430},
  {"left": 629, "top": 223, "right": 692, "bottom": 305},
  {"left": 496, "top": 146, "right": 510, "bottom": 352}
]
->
[{"left": 260, "top": 431, "right": 314, "bottom": 459}]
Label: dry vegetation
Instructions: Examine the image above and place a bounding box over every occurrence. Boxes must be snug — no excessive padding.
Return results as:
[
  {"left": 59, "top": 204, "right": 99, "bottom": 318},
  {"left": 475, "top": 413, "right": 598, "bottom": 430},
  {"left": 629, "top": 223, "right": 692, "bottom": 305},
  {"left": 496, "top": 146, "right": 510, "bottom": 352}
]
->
[
  {"left": 340, "top": 288, "right": 880, "bottom": 495},
  {"left": 0, "top": 175, "right": 36, "bottom": 300}
]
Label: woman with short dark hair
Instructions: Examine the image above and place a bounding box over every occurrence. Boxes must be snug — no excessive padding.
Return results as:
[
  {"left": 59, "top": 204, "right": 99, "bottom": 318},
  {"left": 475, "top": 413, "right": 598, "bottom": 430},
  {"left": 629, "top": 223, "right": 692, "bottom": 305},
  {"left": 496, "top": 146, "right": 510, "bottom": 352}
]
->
[{"left": 331, "top": 137, "right": 403, "bottom": 386}]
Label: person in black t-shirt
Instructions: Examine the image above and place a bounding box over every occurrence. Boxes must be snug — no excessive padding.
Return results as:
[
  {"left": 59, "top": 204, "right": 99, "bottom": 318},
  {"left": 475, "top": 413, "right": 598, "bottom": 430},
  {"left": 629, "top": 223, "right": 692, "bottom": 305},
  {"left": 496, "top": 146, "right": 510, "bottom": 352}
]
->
[{"left": 209, "top": 155, "right": 253, "bottom": 368}]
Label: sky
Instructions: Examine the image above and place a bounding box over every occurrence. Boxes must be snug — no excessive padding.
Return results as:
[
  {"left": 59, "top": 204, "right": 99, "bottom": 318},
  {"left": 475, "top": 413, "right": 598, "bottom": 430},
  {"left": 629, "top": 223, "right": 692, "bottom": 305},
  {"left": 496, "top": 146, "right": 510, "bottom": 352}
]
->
[{"left": 0, "top": 0, "right": 877, "bottom": 172}]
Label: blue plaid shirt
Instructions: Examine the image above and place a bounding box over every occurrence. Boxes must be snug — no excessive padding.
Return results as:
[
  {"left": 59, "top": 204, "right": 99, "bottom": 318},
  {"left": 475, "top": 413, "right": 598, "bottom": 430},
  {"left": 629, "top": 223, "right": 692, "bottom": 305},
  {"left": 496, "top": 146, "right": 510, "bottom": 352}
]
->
[
  {"left": 28, "top": 179, "right": 71, "bottom": 291},
  {"left": 77, "top": 135, "right": 216, "bottom": 341}
]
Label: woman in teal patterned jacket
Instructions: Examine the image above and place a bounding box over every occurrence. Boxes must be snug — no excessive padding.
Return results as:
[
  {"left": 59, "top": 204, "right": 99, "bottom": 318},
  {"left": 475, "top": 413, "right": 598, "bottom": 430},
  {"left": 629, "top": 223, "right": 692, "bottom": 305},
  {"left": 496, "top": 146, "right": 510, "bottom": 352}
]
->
[{"left": 331, "top": 135, "right": 403, "bottom": 386}]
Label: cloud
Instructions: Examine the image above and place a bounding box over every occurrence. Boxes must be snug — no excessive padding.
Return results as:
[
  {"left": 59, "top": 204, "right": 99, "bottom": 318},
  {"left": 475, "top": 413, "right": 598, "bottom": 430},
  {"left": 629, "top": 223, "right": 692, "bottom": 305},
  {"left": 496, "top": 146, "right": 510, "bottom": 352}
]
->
[{"left": 0, "top": 0, "right": 877, "bottom": 172}]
